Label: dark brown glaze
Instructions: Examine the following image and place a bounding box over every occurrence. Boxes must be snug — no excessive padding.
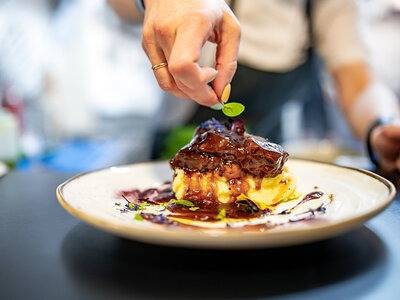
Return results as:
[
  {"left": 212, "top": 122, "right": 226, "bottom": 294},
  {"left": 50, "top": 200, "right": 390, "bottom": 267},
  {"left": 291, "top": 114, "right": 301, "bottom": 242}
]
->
[
  {"left": 278, "top": 191, "right": 324, "bottom": 215},
  {"left": 170, "top": 119, "right": 289, "bottom": 177},
  {"left": 166, "top": 202, "right": 270, "bottom": 222},
  {"left": 299, "top": 191, "right": 324, "bottom": 204},
  {"left": 118, "top": 185, "right": 332, "bottom": 229}
]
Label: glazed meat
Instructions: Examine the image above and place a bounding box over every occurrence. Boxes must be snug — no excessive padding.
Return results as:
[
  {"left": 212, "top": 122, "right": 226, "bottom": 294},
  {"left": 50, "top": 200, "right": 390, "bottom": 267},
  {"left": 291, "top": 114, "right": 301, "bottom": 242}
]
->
[{"left": 170, "top": 119, "right": 289, "bottom": 177}]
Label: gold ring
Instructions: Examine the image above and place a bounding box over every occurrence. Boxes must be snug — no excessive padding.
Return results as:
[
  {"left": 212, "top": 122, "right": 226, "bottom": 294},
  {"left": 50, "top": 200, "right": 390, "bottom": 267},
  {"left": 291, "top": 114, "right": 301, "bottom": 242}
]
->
[{"left": 152, "top": 62, "right": 168, "bottom": 71}]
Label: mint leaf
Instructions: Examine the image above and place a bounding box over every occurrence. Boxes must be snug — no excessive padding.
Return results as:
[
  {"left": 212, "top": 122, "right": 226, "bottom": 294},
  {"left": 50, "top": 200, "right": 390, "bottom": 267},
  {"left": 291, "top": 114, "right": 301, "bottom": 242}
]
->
[
  {"left": 222, "top": 102, "right": 245, "bottom": 117},
  {"left": 175, "top": 200, "right": 194, "bottom": 207},
  {"left": 135, "top": 214, "right": 144, "bottom": 221},
  {"left": 216, "top": 209, "right": 226, "bottom": 220},
  {"left": 189, "top": 207, "right": 200, "bottom": 211}
]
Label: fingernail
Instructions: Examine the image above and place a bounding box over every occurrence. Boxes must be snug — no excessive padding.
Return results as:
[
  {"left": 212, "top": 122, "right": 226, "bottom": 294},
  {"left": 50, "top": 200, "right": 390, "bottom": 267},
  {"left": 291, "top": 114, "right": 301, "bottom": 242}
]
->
[
  {"left": 208, "top": 70, "right": 218, "bottom": 83},
  {"left": 210, "top": 102, "right": 224, "bottom": 110},
  {"left": 221, "top": 84, "right": 231, "bottom": 103}
]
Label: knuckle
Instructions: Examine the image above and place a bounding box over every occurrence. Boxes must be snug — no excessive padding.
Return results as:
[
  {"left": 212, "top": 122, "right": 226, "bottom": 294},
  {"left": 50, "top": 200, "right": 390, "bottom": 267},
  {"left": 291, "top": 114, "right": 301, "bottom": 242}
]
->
[
  {"left": 192, "top": 14, "right": 209, "bottom": 27},
  {"left": 141, "top": 28, "right": 153, "bottom": 45},
  {"left": 175, "top": 80, "right": 188, "bottom": 91},
  {"left": 168, "top": 61, "right": 189, "bottom": 75},
  {"left": 158, "top": 80, "right": 174, "bottom": 92},
  {"left": 154, "top": 22, "right": 169, "bottom": 37}
]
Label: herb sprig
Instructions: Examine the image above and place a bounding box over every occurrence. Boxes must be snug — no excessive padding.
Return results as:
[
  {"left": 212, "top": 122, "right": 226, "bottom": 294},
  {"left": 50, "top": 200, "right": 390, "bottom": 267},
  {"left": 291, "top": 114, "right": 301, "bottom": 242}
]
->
[{"left": 216, "top": 209, "right": 226, "bottom": 220}]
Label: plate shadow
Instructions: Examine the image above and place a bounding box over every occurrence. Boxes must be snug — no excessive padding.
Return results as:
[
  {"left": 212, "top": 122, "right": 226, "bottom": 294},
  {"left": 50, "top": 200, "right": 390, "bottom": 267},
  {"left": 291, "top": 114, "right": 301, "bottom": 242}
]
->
[{"left": 61, "top": 224, "right": 387, "bottom": 299}]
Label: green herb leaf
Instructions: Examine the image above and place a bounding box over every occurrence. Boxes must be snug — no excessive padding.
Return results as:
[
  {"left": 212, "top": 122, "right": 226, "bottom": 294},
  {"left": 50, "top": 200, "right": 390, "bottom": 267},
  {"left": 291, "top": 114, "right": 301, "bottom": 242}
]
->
[
  {"left": 128, "top": 203, "right": 136, "bottom": 210},
  {"left": 175, "top": 199, "right": 195, "bottom": 207},
  {"left": 189, "top": 207, "right": 200, "bottom": 211},
  {"left": 138, "top": 202, "right": 147, "bottom": 210},
  {"left": 135, "top": 214, "right": 144, "bottom": 221},
  {"left": 216, "top": 209, "right": 226, "bottom": 220},
  {"left": 222, "top": 102, "right": 245, "bottom": 117}
]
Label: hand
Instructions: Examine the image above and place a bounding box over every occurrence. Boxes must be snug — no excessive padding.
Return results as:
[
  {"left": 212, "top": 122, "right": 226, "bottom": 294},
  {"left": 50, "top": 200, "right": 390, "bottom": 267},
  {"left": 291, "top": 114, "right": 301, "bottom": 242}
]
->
[
  {"left": 141, "top": 0, "right": 241, "bottom": 106},
  {"left": 370, "top": 121, "right": 400, "bottom": 172}
]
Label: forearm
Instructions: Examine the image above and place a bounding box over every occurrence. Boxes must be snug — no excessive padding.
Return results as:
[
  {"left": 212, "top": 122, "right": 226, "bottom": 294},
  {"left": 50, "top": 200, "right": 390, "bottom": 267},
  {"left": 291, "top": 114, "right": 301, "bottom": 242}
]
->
[
  {"left": 334, "top": 62, "right": 400, "bottom": 141},
  {"left": 107, "top": 0, "right": 144, "bottom": 23}
]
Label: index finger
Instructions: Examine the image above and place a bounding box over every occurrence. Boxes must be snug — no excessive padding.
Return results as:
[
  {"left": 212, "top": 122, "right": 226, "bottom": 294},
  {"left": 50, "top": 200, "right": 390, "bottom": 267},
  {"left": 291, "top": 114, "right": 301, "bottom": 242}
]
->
[
  {"left": 168, "top": 18, "right": 219, "bottom": 106},
  {"left": 212, "top": 13, "right": 241, "bottom": 97}
]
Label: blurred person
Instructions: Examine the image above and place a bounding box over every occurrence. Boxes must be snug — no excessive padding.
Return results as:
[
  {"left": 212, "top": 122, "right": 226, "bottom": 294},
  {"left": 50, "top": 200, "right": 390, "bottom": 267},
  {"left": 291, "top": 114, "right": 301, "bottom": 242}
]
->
[{"left": 108, "top": 0, "right": 400, "bottom": 172}]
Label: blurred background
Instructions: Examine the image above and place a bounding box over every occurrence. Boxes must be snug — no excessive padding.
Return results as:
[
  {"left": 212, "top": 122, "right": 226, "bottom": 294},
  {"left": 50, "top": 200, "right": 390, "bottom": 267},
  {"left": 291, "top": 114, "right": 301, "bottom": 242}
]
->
[{"left": 0, "top": 0, "right": 400, "bottom": 173}]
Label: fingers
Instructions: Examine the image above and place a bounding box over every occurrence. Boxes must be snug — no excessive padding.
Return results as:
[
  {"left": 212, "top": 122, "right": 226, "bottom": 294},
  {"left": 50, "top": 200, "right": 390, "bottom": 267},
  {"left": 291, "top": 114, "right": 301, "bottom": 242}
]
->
[
  {"left": 141, "top": 2, "right": 239, "bottom": 106},
  {"left": 212, "top": 12, "right": 241, "bottom": 97},
  {"left": 168, "top": 19, "right": 219, "bottom": 106},
  {"left": 382, "top": 121, "right": 400, "bottom": 141},
  {"left": 371, "top": 125, "right": 400, "bottom": 171},
  {"left": 154, "top": 22, "right": 175, "bottom": 60},
  {"left": 142, "top": 28, "right": 189, "bottom": 99}
]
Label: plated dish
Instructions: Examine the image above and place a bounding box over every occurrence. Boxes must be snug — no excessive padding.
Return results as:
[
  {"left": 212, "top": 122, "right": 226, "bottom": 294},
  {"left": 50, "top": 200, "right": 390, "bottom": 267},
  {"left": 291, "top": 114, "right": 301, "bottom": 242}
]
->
[{"left": 57, "top": 119, "right": 395, "bottom": 248}]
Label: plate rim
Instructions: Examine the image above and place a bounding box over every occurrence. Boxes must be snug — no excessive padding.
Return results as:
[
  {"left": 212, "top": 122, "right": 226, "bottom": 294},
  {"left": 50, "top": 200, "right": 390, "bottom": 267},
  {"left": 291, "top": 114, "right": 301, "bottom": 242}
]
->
[{"left": 56, "top": 158, "right": 396, "bottom": 245}]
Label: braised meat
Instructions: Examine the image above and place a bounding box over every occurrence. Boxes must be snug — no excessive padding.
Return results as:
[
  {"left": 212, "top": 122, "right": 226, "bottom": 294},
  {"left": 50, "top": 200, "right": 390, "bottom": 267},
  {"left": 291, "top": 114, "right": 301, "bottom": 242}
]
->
[{"left": 170, "top": 119, "right": 288, "bottom": 177}]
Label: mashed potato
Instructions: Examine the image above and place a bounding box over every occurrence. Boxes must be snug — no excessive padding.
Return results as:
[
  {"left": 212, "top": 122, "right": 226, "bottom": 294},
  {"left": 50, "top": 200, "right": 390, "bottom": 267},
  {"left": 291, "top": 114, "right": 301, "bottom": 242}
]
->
[{"left": 173, "top": 168, "right": 298, "bottom": 210}]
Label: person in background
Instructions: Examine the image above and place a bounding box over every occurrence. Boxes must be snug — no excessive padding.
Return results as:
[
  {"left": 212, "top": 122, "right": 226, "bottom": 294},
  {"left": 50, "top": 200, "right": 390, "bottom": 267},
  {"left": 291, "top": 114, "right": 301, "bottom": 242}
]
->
[{"left": 108, "top": 0, "right": 400, "bottom": 172}]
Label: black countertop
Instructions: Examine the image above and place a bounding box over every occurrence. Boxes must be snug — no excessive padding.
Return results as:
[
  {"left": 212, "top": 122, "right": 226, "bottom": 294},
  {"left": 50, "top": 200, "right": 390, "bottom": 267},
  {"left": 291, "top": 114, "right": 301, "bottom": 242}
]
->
[{"left": 0, "top": 171, "right": 399, "bottom": 300}]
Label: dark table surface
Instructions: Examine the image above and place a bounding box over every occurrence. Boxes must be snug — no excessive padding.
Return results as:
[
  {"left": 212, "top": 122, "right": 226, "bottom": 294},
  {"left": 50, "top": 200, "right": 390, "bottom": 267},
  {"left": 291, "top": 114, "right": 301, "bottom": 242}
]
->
[{"left": 0, "top": 170, "right": 399, "bottom": 300}]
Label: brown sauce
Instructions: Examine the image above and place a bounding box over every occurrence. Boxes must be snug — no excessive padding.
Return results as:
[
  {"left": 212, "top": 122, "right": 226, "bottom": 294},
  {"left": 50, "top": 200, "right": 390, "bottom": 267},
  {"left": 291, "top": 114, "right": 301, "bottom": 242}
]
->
[
  {"left": 300, "top": 191, "right": 324, "bottom": 204},
  {"left": 118, "top": 186, "right": 330, "bottom": 228},
  {"left": 166, "top": 202, "right": 269, "bottom": 222},
  {"left": 119, "top": 183, "right": 271, "bottom": 223}
]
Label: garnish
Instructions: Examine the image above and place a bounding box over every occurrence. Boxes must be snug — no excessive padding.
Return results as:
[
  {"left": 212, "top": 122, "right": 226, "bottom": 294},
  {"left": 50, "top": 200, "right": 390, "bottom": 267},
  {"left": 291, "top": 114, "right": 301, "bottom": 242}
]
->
[
  {"left": 138, "top": 202, "right": 147, "bottom": 210},
  {"left": 189, "top": 207, "right": 200, "bottom": 211},
  {"left": 222, "top": 102, "right": 245, "bottom": 117},
  {"left": 127, "top": 203, "right": 137, "bottom": 210},
  {"left": 135, "top": 214, "right": 144, "bottom": 221},
  {"left": 175, "top": 200, "right": 194, "bottom": 207},
  {"left": 216, "top": 209, "right": 226, "bottom": 220}
]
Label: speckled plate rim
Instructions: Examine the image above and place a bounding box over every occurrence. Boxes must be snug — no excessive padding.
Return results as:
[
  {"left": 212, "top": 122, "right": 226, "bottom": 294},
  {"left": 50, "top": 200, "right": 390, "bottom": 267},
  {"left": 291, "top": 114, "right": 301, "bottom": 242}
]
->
[{"left": 56, "top": 159, "right": 396, "bottom": 249}]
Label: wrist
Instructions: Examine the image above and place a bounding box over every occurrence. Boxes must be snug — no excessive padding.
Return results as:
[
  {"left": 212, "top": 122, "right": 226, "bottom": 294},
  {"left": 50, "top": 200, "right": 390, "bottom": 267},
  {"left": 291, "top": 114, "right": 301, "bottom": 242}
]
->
[{"left": 366, "top": 118, "right": 395, "bottom": 166}]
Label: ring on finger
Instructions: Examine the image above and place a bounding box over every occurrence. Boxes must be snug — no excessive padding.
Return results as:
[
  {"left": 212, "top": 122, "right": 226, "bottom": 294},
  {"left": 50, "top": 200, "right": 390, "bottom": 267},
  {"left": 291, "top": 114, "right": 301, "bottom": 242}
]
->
[{"left": 152, "top": 62, "right": 168, "bottom": 71}]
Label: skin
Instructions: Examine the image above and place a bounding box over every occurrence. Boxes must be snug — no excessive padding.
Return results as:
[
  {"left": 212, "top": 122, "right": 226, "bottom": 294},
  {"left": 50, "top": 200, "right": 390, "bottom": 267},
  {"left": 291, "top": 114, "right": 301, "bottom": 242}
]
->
[
  {"left": 109, "top": 0, "right": 240, "bottom": 106},
  {"left": 142, "top": 0, "right": 240, "bottom": 106},
  {"left": 334, "top": 63, "right": 400, "bottom": 171},
  {"left": 108, "top": 0, "right": 400, "bottom": 172}
]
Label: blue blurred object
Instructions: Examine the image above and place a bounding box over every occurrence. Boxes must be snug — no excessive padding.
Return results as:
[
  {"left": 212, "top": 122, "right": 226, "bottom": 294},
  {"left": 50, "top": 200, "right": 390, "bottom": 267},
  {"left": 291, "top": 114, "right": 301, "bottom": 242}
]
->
[{"left": 17, "top": 139, "right": 122, "bottom": 172}]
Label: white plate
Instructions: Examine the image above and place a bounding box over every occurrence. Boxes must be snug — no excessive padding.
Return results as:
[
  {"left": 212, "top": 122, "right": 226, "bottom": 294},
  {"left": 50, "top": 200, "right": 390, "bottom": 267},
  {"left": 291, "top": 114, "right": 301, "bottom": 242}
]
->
[{"left": 57, "top": 159, "right": 396, "bottom": 249}]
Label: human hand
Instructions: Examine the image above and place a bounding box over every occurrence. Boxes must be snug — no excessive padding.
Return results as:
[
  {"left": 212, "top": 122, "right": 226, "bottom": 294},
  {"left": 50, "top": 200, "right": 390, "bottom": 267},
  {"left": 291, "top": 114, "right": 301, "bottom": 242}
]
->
[
  {"left": 141, "top": 0, "right": 241, "bottom": 106},
  {"left": 370, "top": 121, "right": 400, "bottom": 172}
]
